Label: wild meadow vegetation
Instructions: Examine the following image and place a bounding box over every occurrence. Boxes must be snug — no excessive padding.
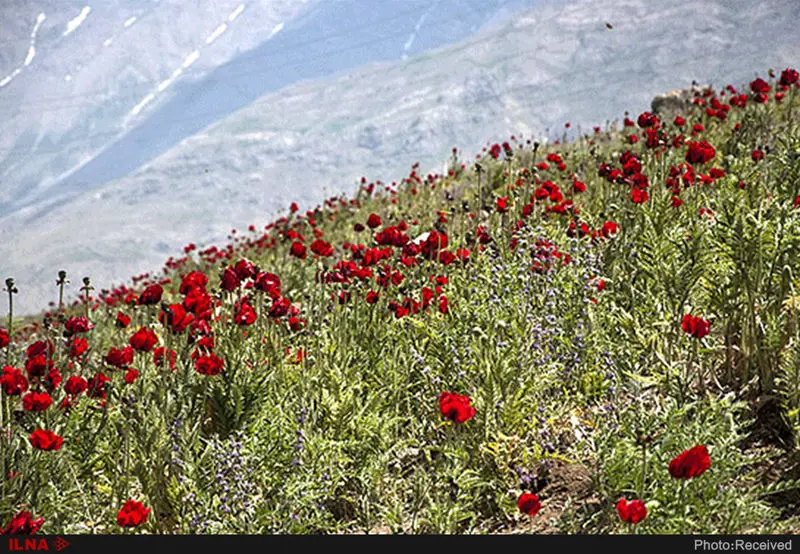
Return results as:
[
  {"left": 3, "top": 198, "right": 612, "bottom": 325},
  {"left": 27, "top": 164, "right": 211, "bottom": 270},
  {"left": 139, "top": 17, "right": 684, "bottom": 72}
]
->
[{"left": 2, "top": 68, "right": 800, "bottom": 535}]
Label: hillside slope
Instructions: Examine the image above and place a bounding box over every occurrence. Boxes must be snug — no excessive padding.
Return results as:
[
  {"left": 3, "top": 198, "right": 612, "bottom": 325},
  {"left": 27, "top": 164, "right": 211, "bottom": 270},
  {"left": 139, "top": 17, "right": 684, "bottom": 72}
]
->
[{"left": 1, "top": 65, "right": 799, "bottom": 534}]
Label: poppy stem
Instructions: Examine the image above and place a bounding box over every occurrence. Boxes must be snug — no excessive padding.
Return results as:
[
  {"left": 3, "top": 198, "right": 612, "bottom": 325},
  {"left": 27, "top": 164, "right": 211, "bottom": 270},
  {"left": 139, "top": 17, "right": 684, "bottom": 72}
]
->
[
  {"left": 679, "top": 480, "right": 687, "bottom": 514},
  {"left": 122, "top": 406, "right": 130, "bottom": 506},
  {"left": 639, "top": 441, "right": 648, "bottom": 500},
  {"left": 694, "top": 338, "right": 706, "bottom": 397},
  {"left": 476, "top": 163, "right": 483, "bottom": 212}
]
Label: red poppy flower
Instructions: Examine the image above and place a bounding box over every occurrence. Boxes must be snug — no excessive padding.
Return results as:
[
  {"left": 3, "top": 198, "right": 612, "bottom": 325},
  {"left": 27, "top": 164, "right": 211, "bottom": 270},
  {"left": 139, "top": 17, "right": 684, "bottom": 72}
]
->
[
  {"left": 517, "top": 493, "right": 542, "bottom": 516},
  {"left": 637, "top": 111, "right": 660, "bottom": 129},
  {"left": 233, "top": 259, "right": 256, "bottom": 281},
  {"left": 595, "top": 279, "right": 606, "bottom": 291},
  {"left": 288, "top": 316, "right": 305, "bottom": 332},
  {"left": 64, "top": 375, "right": 88, "bottom": 396},
  {"left": 124, "top": 369, "right": 140, "bottom": 385},
  {"left": 25, "top": 354, "right": 53, "bottom": 380},
  {"left": 64, "top": 316, "right": 93, "bottom": 335},
  {"left": 220, "top": 267, "right": 241, "bottom": 292},
  {"left": 116, "top": 311, "right": 131, "bottom": 328},
  {"left": 616, "top": 498, "right": 647, "bottom": 524},
  {"left": 254, "top": 272, "right": 281, "bottom": 298},
  {"left": 129, "top": 327, "right": 159, "bottom": 352},
  {"left": 601, "top": 221, "right": 620, "bottom": 238},
  {"left": 195, "top": 353, "right": 224, "bottom": 376},
  {"left": 234, "top": 298, "right": 257, "bottom": 326},
  {"left": 29, "top": 429, "right": 63, "bottom": 451},
  {"left": 22, "top": 391, "right": 52, "bottom": 412},
  {"left": 87, "top": 372, "right": 111, "bottom": 399},
  {"left": 310, "top": 239, "right": 334, "bottom": 257},
  {"left": 420, "top": 231, "right": 449, "bottom": 260},
  {"left": 1, "top": 511, "right": 44, "bottom": 535},
  {"left": 183, "top": 287, "right": 213, "bottom": 319},
  {"left": 117, "top": 500, "right": 150, "bottom": 528},
  {"left": 195, "top": 335, "right": 214, "bottom": 352},
  {"left": 268, "top": 296, "right": 291, "bottom": 318},
  {"left": 420, "top": 287, "right": 435, "bottom": 309},
  {"left": 366, "top": 291, "right": 380, "bottom": 304},
  {"left": 179, "top": 271, "right": 209, "bottom": 294},
  {"left": 438, "top": 295, "right": 449, "bottom": 314},
  {"left": 668, "top": 444, "right": 711, "bottom": 479},
  {"left": 779, "top": 68, "right": 799, "bottom": 88},
  {"left": 439, "top": 391, "right": 476, "bottom": 423},
  {"left": 630, "top": 188, "right": 648, "bottom": 204},
  {"left": 159, "top": 304, "right": 194, "bottom": 333},
  {"left": 43, "top": 367, "right": 61, "bottom": 394},
  {"left": 682, "top": 314, "right": 711, "bottom": 339},
  {"left": 497, "top": 197, "right": 509, "bottom": 213},
  {"left": 751, "top": 149, "right": 765, "bottom": 162},
  {"left": 366, "top": 213, "right": 382, "bottom": 229},
  {"left": 750, "top": 77, "right": 771, "bottom": 94},
  {"left": 0, "top": 328, "right": 8, "bottom": 349},
  {"left": 375, "top": 225, "right": 410, "bottom": 247},
  {"left": 1, "top": 366, "right": 28, "bottom": 396},
  {"left": 138, "top": 284, "right": 163, "bottom": 306},
  {"left": 26, "top": 340, "right": 54, "bottom": 359},
  {"left": 290, "top": 241, "right": 307, "bottom": 259},
  {"left": 685, "top": 140, "right": 716, "bottom": 165},
  {"left": 105, "top": 345, "right": 134, "bottom": 368}
]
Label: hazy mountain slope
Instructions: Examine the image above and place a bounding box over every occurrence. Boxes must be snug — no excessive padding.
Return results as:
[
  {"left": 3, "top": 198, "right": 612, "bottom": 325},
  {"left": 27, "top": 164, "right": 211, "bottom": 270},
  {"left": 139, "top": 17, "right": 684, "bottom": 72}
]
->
[
  {"left": 1, "top": 0, "right": 550, "bottom": 220},
  {"left": 0, "top": 0, "right": 318, "bottom": 213},
  {"left": 3, "top": 0, "right": 799, "bottom": 315}
]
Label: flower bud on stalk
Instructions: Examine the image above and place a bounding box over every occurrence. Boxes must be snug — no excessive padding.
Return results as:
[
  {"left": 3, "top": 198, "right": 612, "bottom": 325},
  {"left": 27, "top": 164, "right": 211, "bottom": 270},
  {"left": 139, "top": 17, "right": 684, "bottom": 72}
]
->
[
  {"left": 4, "top": 278, "right": 18, "bottom": 346},
  {"left": 56, "top": 270, "right": 69, "bottom": 312},
  {"left": 80, "top": 277, "right": 94, "bottom": 319}
]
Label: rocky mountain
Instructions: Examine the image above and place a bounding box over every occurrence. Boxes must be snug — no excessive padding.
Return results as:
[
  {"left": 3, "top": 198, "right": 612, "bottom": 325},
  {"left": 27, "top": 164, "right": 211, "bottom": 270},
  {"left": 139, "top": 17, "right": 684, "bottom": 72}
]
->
[{"left": 0, "top": 0, "right": 320, "bottom": 213}]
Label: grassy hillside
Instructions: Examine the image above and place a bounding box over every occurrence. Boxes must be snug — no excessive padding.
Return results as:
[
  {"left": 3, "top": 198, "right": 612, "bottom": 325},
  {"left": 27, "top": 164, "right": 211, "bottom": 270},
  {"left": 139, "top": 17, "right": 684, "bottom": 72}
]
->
[{"left": 1, "top": 67, "right": 800, "bottom": 535}]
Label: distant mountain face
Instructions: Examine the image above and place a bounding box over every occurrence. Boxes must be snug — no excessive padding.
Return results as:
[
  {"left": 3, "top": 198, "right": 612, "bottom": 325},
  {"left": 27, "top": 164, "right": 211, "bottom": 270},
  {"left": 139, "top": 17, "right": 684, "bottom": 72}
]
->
[
  {"left": 2, "top": 0, "right": 799, "bottom": 315},
  {"left": 0, "top": 0, "right": 322, "bottom": 211},
  {"left": 0, "top": 0, "right": 549, "bottom": 218}
]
